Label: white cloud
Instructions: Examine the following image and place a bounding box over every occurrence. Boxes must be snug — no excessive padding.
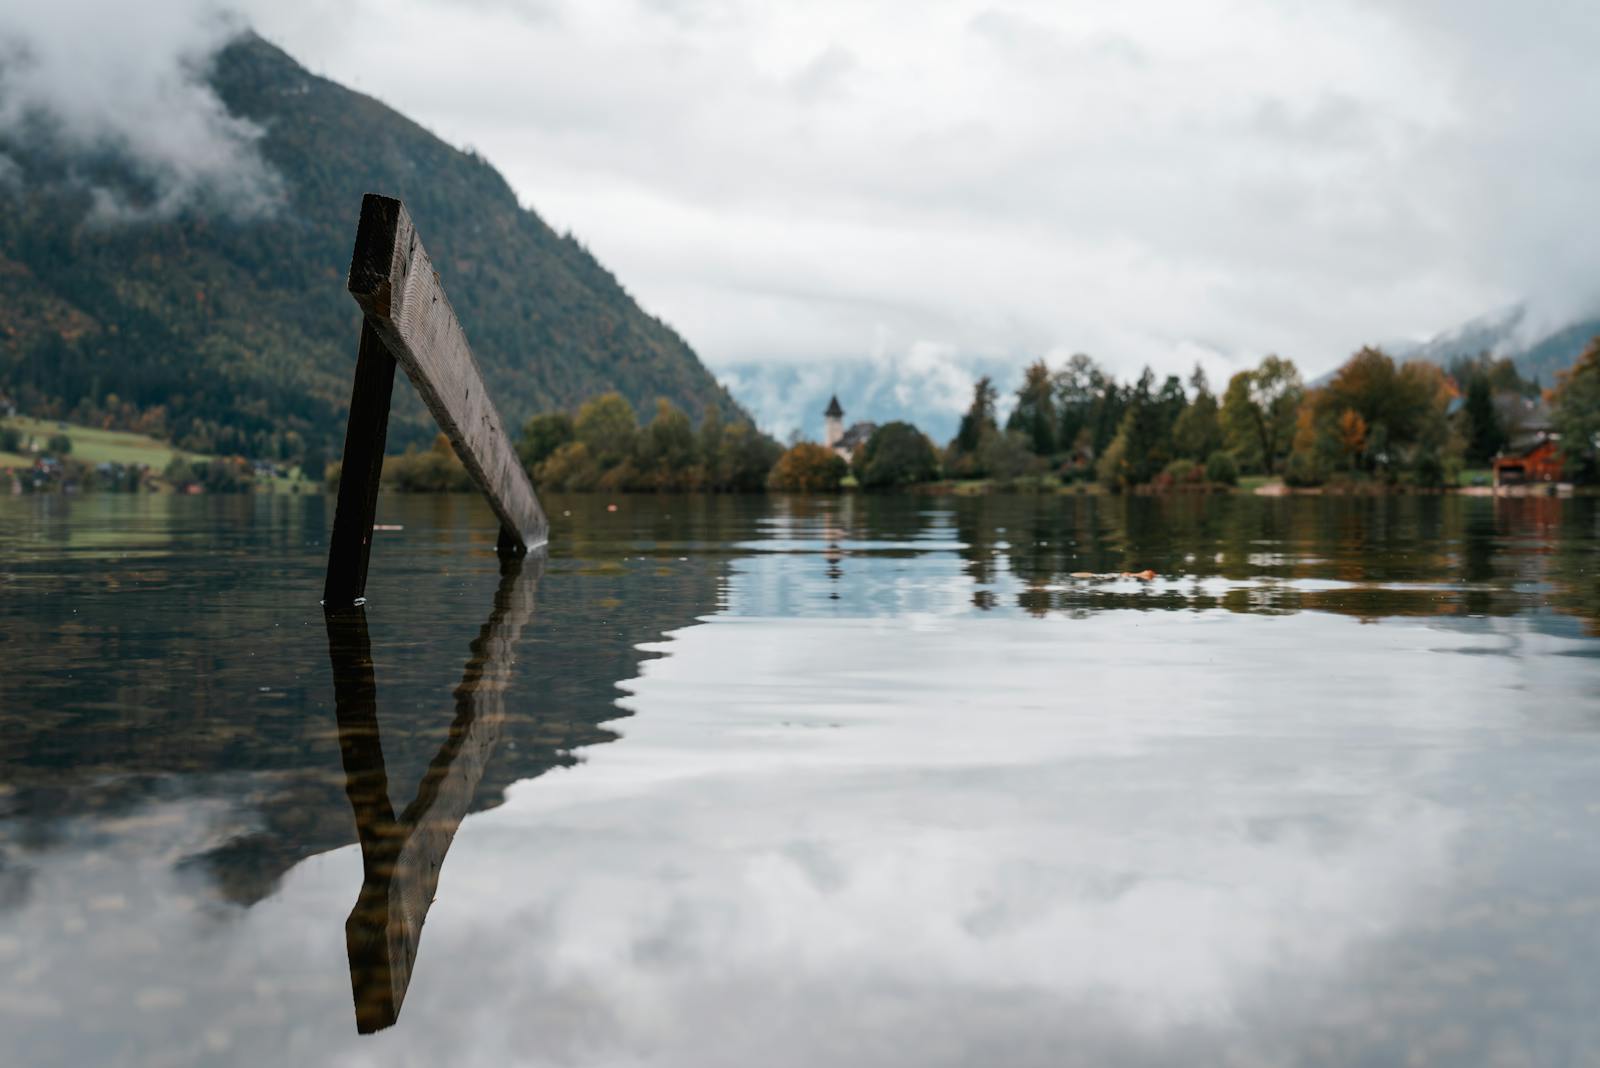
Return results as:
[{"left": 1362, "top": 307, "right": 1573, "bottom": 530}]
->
[
  {"left": 8, "top": 0, "right": 1600, "bottom": 386},
  {"left": 229, "top": 0, "right": 1599, "bottom": 389},
  {"left": 717, "top": 342, "right": 1017, "bottom": 444},
  {"left": 0, "top": 0, "right": 283, "bottom": 220}
]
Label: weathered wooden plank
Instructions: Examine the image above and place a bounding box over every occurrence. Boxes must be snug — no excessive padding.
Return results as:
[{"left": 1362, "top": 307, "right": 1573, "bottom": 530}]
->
[
  {"left": 323, "top": 320, "right": 398, "bottom": 608},
  {"left": 328, "top": 552, "right": 543, "bottom": 1033},
  {"left": 347, "top": 194, "right": 547, "bottom": 551}
]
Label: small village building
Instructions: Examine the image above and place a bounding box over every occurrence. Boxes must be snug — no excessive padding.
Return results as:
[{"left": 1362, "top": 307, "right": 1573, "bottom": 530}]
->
[
  {"left": 1493, "top": 430, "right": 1564, "bottom": 486},
  {"left": 823, "top": 395, "right": 877, "bottom": 462}
]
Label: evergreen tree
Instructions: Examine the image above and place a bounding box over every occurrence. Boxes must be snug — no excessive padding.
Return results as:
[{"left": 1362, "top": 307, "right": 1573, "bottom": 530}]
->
[
  {"left": 1462, "top": 373, "right": 1506, "bottom": 464},
  {"left": 1156, "top": 374, "right": 1187, "bottom": 441},
  {"left": 1006, "top": 361, "right": 1056, "bottom": 456},
  {"left": 1098, "top": 368, "right": 1168, "bottom": 486},
  {"left": 1054, "top": 353, "right": 1102, "bottom": 453},
  {"left": 1172, "top": 364, "right": 1222, "bottom": 460},
  {"left": 955, "top": 377, "right": 999, "bottom": 455}
]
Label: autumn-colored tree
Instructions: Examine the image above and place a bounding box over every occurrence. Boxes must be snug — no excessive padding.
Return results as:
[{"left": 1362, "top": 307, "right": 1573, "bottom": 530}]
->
[
  {"left": 384, "top": 433, "right": 475, "bottom": 492},
  {"left": 1552, "top": 336, "right": 1600, "bottom": 482},
  {"left": 535, "top": 442, "right": 601, "bottom": 491},
  {"left": 636, "top": 399, "right": 696, "bottom": 488},
  {"left": 574, "top": 392, "right": 638, "bottom": 466},
  {"left": 767, "top": 442, "right": 848, "bottom": 492},
  {"left": 1285, "top": 404, "right": 1340, "bottom": 486},
  {"left": 1287, "top": 348, "right": 1457, "bottom": 484},
  {"left": 1337, "top": 408, "right": 1368, "bottom": 467},
  {"left": 1321, "top": 347, "right": 1452, "bottom": 453}
]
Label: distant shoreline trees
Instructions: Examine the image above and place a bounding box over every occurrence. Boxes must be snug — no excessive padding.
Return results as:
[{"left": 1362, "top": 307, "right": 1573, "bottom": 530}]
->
[
  {"left": 496, "top": 339, "right": 1594, "bottom": 496},
  {"left": 768, "top": 443, "right": 847, "bottom": 491},
  {"left": 932, "top": 342, "right": 1592, "bottom": 491},
  {"left": 18, "top": 336, "right": 1600, "bottom": 496},
  {"left": 521, "top": 392, "right": 781, "bottom": 493}
]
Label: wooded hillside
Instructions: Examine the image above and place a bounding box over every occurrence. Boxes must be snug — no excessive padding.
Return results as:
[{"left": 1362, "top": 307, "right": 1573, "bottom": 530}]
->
[{"left": 0, "top": 33, "right": 744, "bottom": 464}]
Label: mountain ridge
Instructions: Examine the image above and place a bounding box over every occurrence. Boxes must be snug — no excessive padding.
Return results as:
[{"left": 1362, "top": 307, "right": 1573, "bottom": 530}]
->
[{"left": 0, "top": 32, "right": 746, "bottom": 461}]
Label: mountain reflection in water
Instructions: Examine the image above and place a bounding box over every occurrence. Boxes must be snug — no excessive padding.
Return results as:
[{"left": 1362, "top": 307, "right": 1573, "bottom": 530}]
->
[{"left": 1, "top": 492, "right": 1600, "bottom": 1066}]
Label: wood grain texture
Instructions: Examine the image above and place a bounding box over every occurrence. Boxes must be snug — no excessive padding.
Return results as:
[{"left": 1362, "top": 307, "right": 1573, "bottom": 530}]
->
[{"left": 347, "top": 193, "right": 548, "bottom": 550}]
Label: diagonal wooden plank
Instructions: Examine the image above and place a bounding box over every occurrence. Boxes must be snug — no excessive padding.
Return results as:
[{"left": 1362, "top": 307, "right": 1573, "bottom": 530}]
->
[{"left": 347, "top": 193, "right": 548, "bottom": 552}]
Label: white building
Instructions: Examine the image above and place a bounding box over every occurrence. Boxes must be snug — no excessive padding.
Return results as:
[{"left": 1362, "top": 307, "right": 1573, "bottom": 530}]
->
[{"left": 823, "top": 395, "right": 876, "bottom": 462}]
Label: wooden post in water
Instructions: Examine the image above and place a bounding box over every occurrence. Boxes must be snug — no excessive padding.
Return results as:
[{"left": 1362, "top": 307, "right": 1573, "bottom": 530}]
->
[
  {"left": 324, "top": 194, "right": 549, "bottom": 608},
  {"left": 323, "top": 322, "right": 397, "bottom": 608}
]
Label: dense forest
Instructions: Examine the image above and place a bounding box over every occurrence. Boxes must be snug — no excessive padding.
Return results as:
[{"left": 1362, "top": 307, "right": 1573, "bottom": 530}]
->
[
  {"left": 0, "top": 33, "right": 743, "bottom": 469},
  {"left": 934, "top": 343, "right": 1590, "bottom": 490}
]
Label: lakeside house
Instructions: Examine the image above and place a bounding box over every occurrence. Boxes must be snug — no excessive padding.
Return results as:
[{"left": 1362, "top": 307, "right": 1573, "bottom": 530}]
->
[
  {"left": 823, "top": 396, "right": 876, "bottom": 462},
  {"left": 1493, "top": 434, "right": 1564, "bottom": 486},
  {"left": 1493, "top": 404, "right": 1564, "bottom": 486}
]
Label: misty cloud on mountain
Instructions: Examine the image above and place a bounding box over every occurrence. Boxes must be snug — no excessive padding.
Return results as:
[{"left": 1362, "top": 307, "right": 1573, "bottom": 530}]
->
[{"left": 0, "top": 1, "right": 283, "bottom": 221}]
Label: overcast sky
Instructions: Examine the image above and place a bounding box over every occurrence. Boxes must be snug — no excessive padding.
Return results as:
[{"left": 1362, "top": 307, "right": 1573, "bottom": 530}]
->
[{"left": 5, "top": 0, "right": 1600, "bottom": 403}]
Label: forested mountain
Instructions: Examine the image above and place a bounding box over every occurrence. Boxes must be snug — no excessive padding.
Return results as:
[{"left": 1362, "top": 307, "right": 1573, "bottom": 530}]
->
[
  {"left": 0, "top": 32, "right": 744, "bottom": 463},
  {"left": 1387, "top": 304, "right": 1600, "bottom": 388}
]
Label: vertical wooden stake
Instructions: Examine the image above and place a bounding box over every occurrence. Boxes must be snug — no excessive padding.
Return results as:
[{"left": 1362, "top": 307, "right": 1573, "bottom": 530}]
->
[
  {"left": 346, "top": 195, "right": 547, "bottom": 551},
  {"left": 325, "top": 194, "right": 549, "bottom": 602},
  {"left": 324, "top": 320, "right": 398, "bottom": 609}
]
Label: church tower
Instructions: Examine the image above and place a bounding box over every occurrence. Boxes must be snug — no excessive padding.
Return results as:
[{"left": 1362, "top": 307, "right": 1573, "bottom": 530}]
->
[{"left": 824, "top": 395, "right": 845, "bottom": 449}]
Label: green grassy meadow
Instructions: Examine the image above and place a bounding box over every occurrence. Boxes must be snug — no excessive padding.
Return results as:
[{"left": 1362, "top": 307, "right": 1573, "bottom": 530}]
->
[{"left": 0, "top": 415, "right": 208, "bottom": 470}]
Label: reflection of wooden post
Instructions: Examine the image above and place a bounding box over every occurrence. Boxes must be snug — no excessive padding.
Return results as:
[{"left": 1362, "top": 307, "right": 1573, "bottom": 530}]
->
[
  {"left": 325, "top": 552, "right": 543, "bottom": 1033},
  {"left": 324, "top": 193, "right": 549, "bottom": 608}
]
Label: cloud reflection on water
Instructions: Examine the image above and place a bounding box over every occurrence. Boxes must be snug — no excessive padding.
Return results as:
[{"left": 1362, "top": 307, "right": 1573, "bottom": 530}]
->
[{"left": 5, "top": 495, "right": 1600, "bottom": 1065}]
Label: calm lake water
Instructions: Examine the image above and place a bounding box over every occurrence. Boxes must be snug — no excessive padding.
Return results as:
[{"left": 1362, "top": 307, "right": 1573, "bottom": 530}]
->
[{"left": 3, "top": 492, "right": 1600, "bottom": 1066}]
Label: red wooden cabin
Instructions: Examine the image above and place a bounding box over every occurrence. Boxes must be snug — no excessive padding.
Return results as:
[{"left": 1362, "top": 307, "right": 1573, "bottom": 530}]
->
[{"left": 1493, "top": 435, "right": 1564, "bottom": 485}]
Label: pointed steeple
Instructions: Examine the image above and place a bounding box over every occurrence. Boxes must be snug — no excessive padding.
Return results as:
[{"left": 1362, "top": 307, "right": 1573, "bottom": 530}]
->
[{"left": 824, "top": 395, "right": 844, "bottom": 418}]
